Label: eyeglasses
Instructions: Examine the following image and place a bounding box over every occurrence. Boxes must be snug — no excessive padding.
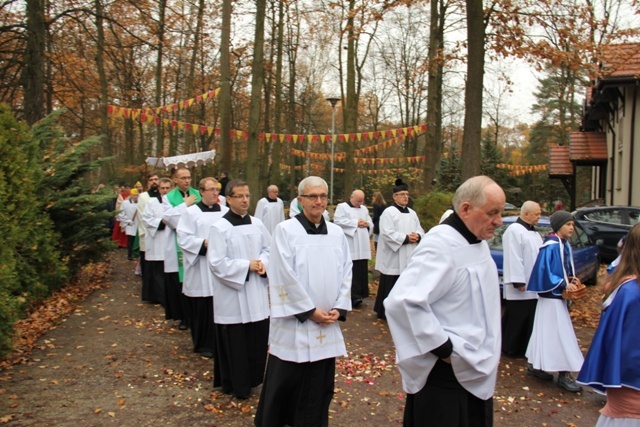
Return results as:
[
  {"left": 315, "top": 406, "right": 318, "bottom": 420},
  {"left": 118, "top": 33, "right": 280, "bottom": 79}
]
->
[
  {"left": 300, "top": 194, "right": 329, "bottom": 201},
  {"left": 229, "top": 194, "right": 251, "bottom": 199},
  {"left": 177, "top": 176, "right": 192, "bottom": 180},
  {"left": 201, "top": 188, "right": 219, "bottom": 193}
]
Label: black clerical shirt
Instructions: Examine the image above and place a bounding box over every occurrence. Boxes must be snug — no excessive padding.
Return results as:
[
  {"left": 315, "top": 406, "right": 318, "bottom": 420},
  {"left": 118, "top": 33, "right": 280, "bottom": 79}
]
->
[
  {"left": 223, "top": 210, "right": 252, "bottom": 226},
  {"left": 294, "top": 213, "right": 328, "bottom": 235}
]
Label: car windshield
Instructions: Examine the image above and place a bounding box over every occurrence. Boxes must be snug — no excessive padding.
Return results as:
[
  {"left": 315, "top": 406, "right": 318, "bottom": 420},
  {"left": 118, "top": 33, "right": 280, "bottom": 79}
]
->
[
  {"left": 488, "top": 223, "right": 553, "bottom": 251},
  {"left": 584, "top": 209, "right": 623, "bottom": 224}
]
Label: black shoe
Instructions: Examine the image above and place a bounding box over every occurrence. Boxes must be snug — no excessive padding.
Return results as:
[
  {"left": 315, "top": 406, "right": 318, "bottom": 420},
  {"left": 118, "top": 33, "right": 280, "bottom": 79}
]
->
[
  {"left": 352, "top": 298, "right": 363, "bottom": 308},
  {"left": 178, "top": 321, "right": 188, "bottom": 331},
  {"left": 527, "top": 364, "right": 553, "bottom": 381},
  {"left": 199, "top": 351, "right": 214, "bottom": 358},
  {"left": 557, "top": 372, "right": 582, "bottom": 393}
]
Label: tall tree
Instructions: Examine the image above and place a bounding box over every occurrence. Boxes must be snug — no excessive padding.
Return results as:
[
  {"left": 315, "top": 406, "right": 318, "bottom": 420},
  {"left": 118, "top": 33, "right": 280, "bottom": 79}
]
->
[
  {"left": 460, "top": 0, "right": 484, "bottom": 180},
  {"left": 423, "top": 0, "right": 447, "bottom": 191},
  {"left": 246, "top": 0, "right": 267, "bottom": 210},
  {"left": 94, "top": 0, "right": 112, "bottom": 177},
  {"left": 219, "top": 0, "right": 233, "bottom": 173},
  {"left": 154, "top": 0, "right": 167, "bottom": 157},
  {"left": 22, "top": 0, "right": 46, "bottom": 125}
]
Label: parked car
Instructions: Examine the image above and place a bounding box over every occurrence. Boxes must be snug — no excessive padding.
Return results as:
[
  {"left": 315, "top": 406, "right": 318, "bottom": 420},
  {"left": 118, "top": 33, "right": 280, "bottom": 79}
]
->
[
  {"left": 504, "top": 202, "right": 518, "bottom": 211},
  {"left": 489, "top": 216, "right": 600, "bottom": 288},
  {"left": 571, "top": 206, "right": 640, "bottom": 263}
]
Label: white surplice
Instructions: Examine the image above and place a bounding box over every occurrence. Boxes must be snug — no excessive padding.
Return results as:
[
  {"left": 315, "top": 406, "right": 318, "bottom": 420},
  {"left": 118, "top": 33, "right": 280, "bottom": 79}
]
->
[
  {"left": 384, "top": 224, "right": 501, "bottom": 400},
  {"left": 207, "top": 216, "right": 271, "bottom": 324},
  {"left": 333, "top": 202, "right": 373, "bottom": 261},
  {"left": 374, "top": 206, "right": 424, "bottom": 275},
  {"left": 142, "top": 197, "right": 167, "bottom": 261},
  {"left": 267, "top": 219, "right": 352, "bottom": 363},
  {"left": 502, "top": 221, "right": 543, "bottom": 301},
  {"left": 177, "top": 204, "right": 229, "bottom": 297},
  {"left": 118, "top": 199, "right": 139, "bottom": 236},
  {"left": 254, "top": 197, "right": 285, "bottom": 235},
  {"left": 136, "top": 191, "right": 151, "bottom": 252}
]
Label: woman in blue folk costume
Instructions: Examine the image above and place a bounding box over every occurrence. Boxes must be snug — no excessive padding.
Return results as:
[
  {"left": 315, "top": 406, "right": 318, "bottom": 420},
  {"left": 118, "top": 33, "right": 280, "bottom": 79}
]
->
[
  {"left": 577, "top": 223, "right": 640, "bottom": 426},
  {"left": 525, "top": 211, "right": 584, "bottom": 393}
]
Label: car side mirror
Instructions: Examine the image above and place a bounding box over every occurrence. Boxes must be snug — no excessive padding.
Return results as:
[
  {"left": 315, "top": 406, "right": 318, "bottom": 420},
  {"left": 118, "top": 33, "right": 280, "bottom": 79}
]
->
[{"left": 596, "top": 239, "right": 604, "bottom": 246}]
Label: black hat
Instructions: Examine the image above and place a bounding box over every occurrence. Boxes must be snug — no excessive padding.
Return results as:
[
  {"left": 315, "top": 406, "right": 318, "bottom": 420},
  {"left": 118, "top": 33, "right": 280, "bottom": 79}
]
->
[
  {"left": 393, "top": 179, "right": 409, "bottom": 194},
  {"left": 550, "top": 210, "right": 574, "bottom": 232}
]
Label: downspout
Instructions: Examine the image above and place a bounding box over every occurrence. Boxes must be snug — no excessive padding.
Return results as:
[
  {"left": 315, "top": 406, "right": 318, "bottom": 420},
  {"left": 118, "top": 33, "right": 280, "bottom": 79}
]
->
[
  {"left": 628, "top": 85, "right": 637, "bottom": 205},
  {"left": 609, "top": 122, "right": 615, "bottom": 206}
]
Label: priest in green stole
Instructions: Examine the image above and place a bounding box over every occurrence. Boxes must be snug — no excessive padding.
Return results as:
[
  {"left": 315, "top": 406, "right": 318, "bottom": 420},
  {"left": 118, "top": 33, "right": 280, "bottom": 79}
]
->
[{"left": 162, "top": 167, "right": 201, "bottom": 330}]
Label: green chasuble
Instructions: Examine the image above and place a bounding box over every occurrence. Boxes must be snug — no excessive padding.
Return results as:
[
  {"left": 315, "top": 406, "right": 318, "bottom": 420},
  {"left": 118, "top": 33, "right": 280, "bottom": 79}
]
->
[{"left": 166, "top": 187, "right": 201, "bottom": 282}]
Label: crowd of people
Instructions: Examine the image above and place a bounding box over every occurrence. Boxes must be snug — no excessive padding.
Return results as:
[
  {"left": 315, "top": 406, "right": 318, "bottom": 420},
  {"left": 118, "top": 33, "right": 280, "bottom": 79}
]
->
[{"left": 106, "top": 172, "right": 639, "bottom": 427}]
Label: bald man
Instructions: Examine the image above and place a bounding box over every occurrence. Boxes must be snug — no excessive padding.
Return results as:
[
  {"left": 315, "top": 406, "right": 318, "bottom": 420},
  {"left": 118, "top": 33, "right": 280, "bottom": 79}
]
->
[
  {"left": 385, "top": 175, "right": 505, "bottom": 426},
  {"left": 334, "top": 189, "right": 373, "bottom": 307},
  {"left": 501, "top": 201, "right": 547, "bottom": 366}
]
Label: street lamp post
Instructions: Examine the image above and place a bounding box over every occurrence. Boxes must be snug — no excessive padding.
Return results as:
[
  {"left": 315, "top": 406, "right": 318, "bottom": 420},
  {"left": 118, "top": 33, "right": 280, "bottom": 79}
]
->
[{"left": 326, "top": 97, "right": 340, "bottom": 206}]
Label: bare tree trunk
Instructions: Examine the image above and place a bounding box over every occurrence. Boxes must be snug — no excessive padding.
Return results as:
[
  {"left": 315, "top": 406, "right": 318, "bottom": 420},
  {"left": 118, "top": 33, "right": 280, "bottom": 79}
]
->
[
  {"left": 286, "top": 5, "right": 299, "bottom": 196},
  {"left": 246, "top": 0, "right": 267, "bottom": 211},
  {"left": 94, "top": 0, "right": 112, "bottom": 174},
  {"left": 423, "top": 0, "right": 445, "bottom": 191},
  {"left": 185, "top": 0, "right": 205, "bottom": 155},
  {"left": 343, "top": 0, "right": 357, "bottom": 199},
  {"left": 460, "top": 0, "right": 484, "bottom": 181},
  {"left": 269, "top": 0, "right": 285, "bottom": 188},
  {"left": 219, "top": 0, "right": 232, "bottom": 172},
  {"left": 154, "top": 0, "right": 167, "bottom": 157},
  {"left": 23, "top": 0, "right": 46, "bottom": 125}
]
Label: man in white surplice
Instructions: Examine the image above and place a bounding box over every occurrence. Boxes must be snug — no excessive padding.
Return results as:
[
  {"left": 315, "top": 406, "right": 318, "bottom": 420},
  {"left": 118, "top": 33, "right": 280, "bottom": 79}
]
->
[
  {"left": 177, "top": 177, "right": 228, "bottom": 358},
  {"left": 253, "top": 184, "right": 285, "bottom": 235},
  {"left": 254, "top": 176, "right": 352, "bottom": 427},
  {"left": 207, "top": 180, "right": 270, "bottom": 400},
  {"left": 501, "top": 201, "right": 551, "bottom": 385},
  {"left": 333, "top": 189, "right": 373, "bottom": 307},
  {"left": 141, "top": 178, "right": 173, "bottom": 305},
  {"left": 384, "top": 175, "right": 505, "bottom": 426}
]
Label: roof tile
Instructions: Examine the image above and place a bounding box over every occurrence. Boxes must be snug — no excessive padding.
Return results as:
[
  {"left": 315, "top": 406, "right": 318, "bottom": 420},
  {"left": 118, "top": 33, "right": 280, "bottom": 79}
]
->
[
  {"left": 569, "top": 132, "right": 608, "bottom": 161},
  {"left": 549, "top": 145, "right": 573, "bottom": 176}
]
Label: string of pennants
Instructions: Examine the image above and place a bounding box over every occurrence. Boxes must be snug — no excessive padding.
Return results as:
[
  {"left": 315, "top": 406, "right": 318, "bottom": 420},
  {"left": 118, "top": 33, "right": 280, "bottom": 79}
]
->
[
  {"left": 496, "top": 163, "right": 548, "bottom": 176},
  {"left": 108, "top": 104, "right": 427, "bottom": 144},
  {"left": 280, "top": 164, "right": 422, "bottom": 174},
  {"left": 291, "top": 148, "right": 426, "bottom": 164}
]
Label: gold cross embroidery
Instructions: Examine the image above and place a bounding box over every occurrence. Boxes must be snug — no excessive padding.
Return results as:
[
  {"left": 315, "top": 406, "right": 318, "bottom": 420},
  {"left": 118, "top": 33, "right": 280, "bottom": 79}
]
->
[
  {"left": 278, "top": 287, "right": 288, "bottom": 301},
  {"left": 316, "top": 331, "right": 326, "bottom": 344}
]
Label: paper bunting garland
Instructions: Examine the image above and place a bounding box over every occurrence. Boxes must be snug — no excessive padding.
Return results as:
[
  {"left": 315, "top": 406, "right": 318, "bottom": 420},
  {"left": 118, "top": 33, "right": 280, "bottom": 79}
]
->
[{"left": 496, "top": 163, "right": 548, "bottom": 176}]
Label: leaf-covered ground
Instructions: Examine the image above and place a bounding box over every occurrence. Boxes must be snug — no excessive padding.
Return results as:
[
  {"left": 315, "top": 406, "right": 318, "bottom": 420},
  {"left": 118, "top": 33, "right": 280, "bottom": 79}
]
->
[{"left": 0, "top": 249, "right": 606, "bottom": 426}]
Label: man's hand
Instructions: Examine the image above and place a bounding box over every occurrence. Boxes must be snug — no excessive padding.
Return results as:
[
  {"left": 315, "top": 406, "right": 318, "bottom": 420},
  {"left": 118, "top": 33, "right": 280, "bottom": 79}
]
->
[
  {"left": 184, "top": 194, "right": 197, "bottom": 206},
  {"left": 408, "top": 232, "right": 420, "bottom": 243},
  {"left": 357, "top": 219, "right": 369, "bottom": 228},
  {"left": 249, "top": 259, "right": 264, "bottom": 273},
  {"left": 310, "top": 309, "right": 339, "bottom": 325}
]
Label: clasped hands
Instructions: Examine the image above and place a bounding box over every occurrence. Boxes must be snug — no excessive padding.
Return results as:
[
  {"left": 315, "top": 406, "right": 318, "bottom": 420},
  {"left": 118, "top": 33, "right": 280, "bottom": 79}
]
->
[
  {"left": 310, "top": 308, "right": 340, "bottom": 325},
  {"left": 249, "top": 259, "right": 266, "bottom": 275}
]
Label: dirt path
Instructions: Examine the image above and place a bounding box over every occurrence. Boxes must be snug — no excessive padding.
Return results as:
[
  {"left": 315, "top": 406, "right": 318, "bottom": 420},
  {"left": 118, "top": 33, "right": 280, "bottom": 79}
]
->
[{"left": 1, "top": 249, "right": 605, "bottom": 426}]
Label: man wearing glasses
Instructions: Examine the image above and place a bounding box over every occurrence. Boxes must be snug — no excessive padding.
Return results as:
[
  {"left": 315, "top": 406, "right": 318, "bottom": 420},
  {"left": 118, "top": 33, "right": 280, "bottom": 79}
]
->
[
  {"left": 207, "top": 180, "right": 271, "bottom": 399},
  {"left": 255, "top": 176, "right": 352, "bottom": 427},
  {"left": 177, "top": 177, "right": 228, "bottom": 359},
  {"left": 162, "top": 167, "right": 201, "bottom": 330},
  {"left": 374, "top": 179, "right": 424, "bottom": 320}
]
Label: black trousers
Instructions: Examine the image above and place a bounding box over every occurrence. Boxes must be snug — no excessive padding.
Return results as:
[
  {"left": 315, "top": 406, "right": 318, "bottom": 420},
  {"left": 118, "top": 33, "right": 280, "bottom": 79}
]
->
[{"left": 403, "top": 359, "right": 493, "bottom": 427}]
